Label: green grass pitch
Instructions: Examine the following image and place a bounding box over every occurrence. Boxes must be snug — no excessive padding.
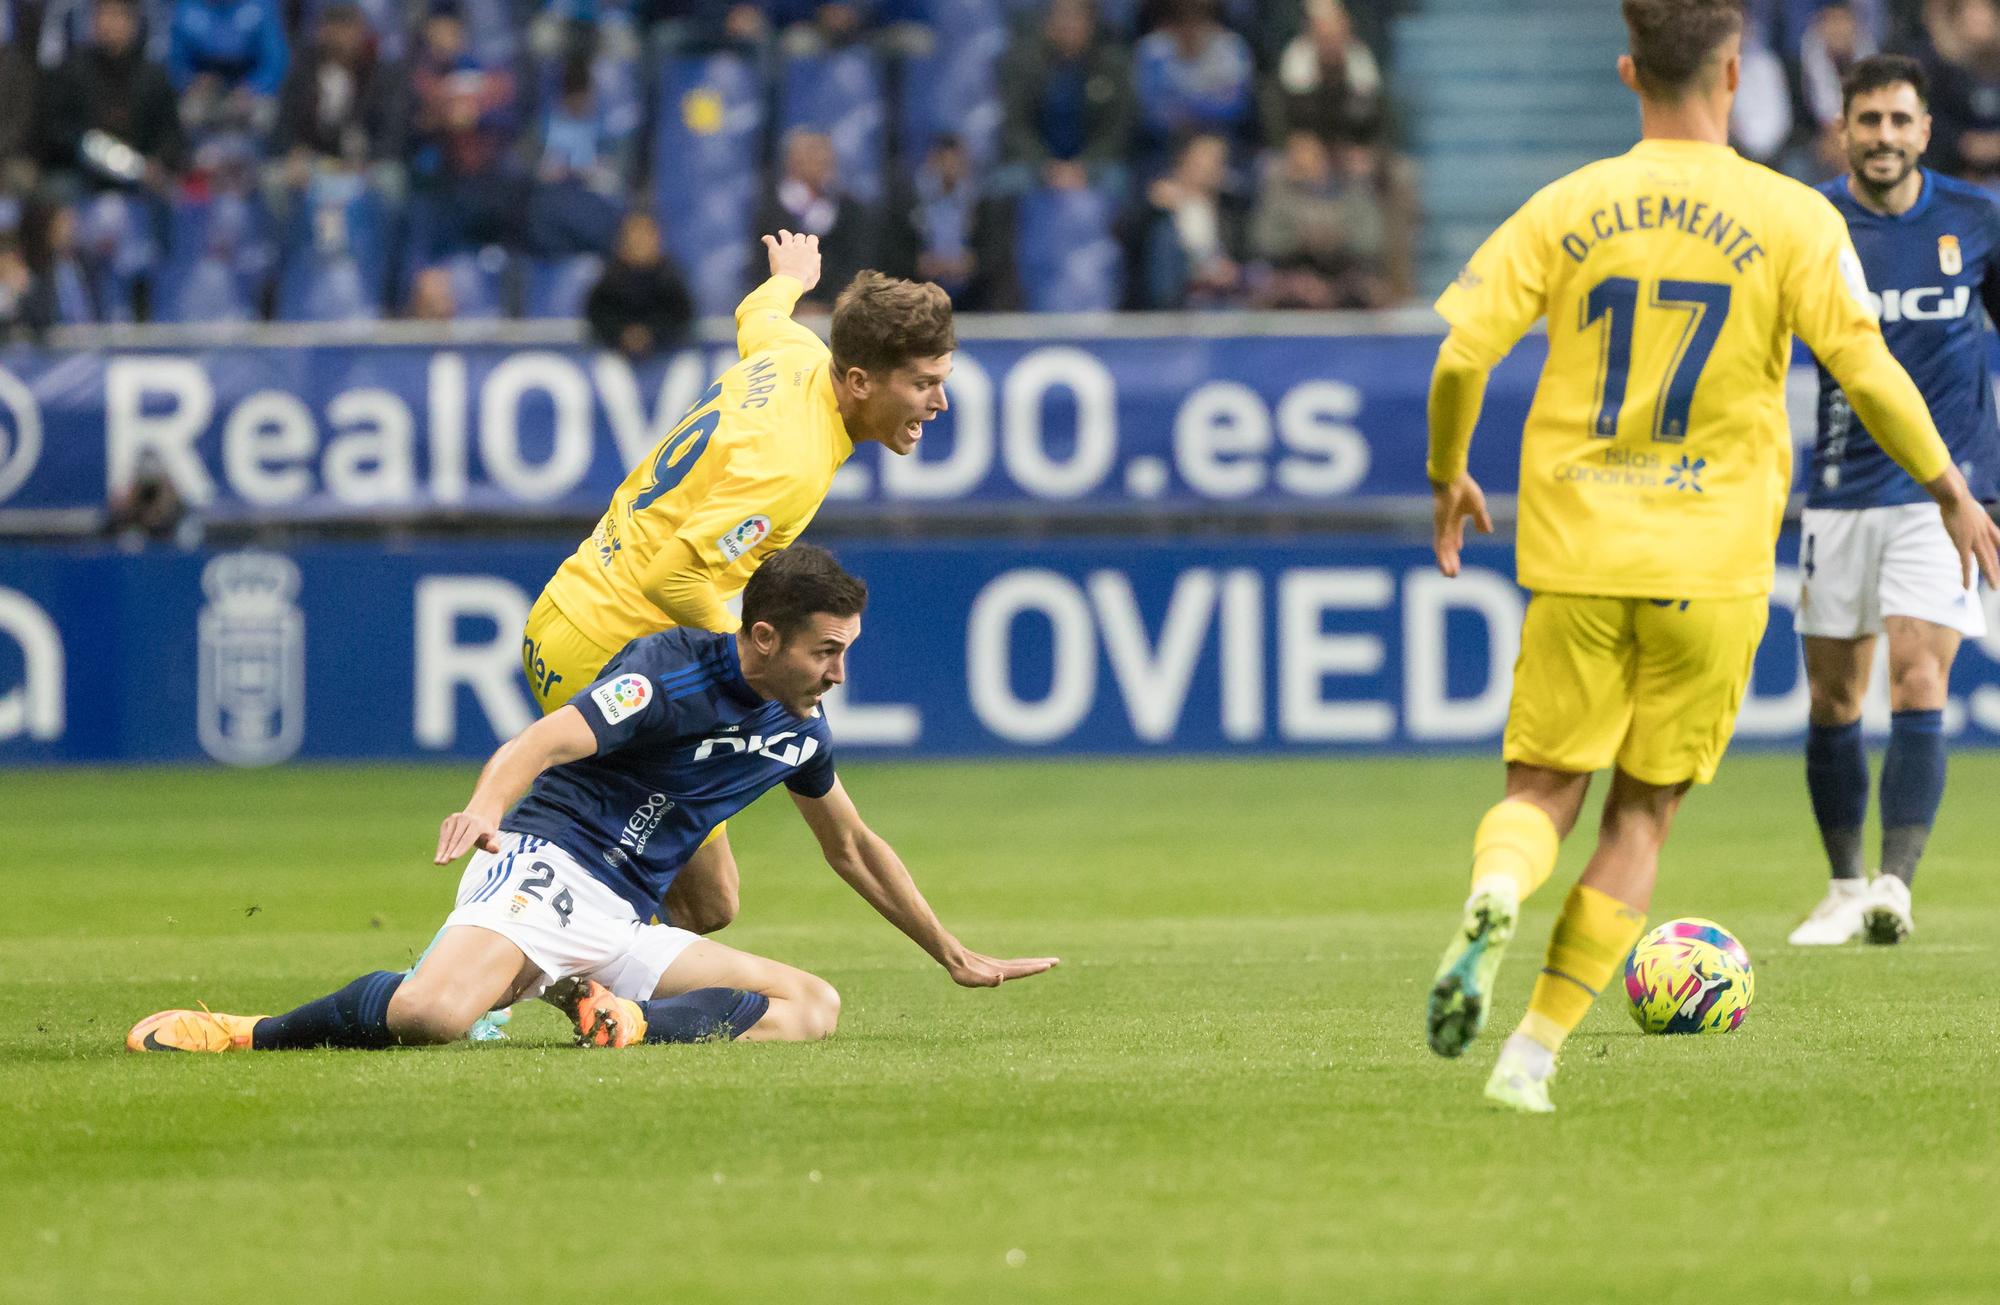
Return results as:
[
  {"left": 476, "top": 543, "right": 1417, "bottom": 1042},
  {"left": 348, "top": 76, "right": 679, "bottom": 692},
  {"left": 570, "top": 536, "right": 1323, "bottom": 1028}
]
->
[{"left": 4, "top": 753, "right": 1998, "bottom": 1303}]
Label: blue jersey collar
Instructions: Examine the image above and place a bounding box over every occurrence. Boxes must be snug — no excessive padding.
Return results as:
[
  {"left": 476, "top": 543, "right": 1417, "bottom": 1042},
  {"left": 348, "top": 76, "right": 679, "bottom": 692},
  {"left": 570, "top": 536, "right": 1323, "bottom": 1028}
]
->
[
  {"left": 718, "top": 634, "right": 761, "bottom": 707},
  {"left": 1844, "top": 168, "right": 1933, "bottom": 223}
]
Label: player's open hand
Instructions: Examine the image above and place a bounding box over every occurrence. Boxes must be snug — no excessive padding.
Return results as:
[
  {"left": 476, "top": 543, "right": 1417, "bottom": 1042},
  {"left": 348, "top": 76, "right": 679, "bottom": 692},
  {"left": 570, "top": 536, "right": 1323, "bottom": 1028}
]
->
[
  {"left": 763, "top": 230, "right": 822, "bottom": 293},
  {"left": 945, "top": 950, "right": 1060, "bottom": 988},
  {"left": 435, "top": 812, "right": 501, "bottom": 865},
  {"left": 1431, "top": 472, "right": 1493, "bottom": 577},
  {"left": 1938, "top": 491, "right": 2000, "bottom": 590}
]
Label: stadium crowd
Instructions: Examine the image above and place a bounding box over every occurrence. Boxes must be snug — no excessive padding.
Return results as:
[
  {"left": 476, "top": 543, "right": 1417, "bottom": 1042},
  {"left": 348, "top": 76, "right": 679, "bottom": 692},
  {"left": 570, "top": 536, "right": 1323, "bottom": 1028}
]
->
[
  {"left": 1737, "top": 0, "right": 2000, "bottom": 188},
  {"left": 0, "top": 0, "right": 1415, "bottom": 337}
]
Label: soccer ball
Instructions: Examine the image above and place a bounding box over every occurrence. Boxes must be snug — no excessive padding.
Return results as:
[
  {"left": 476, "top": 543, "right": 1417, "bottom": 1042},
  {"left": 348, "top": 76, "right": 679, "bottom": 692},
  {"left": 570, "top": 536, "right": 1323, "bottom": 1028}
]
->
[{"left": 1623, "top": 918, "right": 1755, "bottom": 1035}]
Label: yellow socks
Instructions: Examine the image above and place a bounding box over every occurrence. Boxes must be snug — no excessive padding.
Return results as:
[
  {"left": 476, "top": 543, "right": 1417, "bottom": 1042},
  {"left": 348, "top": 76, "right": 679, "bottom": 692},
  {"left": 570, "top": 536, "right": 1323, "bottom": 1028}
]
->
[
  {"left": 1468, "top": 799, "right": 1560, "bottom": 903},
  {"left": 1519, "top": 883, "right": 1647, "bottom": 1054}
]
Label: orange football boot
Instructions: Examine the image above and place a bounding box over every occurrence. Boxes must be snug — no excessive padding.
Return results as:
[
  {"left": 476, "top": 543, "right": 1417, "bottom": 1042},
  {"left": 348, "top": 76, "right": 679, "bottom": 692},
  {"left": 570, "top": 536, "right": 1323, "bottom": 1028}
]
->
[
  {"left": 563, "top": 980, "right": 649, "bottom": 1048},
  {"left": 127, "top": 1005, "right": 265, "bottom": 1053}
]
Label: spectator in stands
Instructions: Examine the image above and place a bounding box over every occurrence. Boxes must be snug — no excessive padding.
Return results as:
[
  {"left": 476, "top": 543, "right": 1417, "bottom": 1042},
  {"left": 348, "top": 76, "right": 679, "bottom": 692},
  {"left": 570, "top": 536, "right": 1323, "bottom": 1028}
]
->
[
  {"left": 19, "top": 198, "right": 98, "bottom": 326},
  {"left": 1919, "top": 0, "right": 2000, "bottom": 185},
  {"left": 1132, "top": 130, "right": 1247, "bottom": 309},
  {"left": 523, "top": 39, "right": 629, "bottom": 257},
  {"left": 1249, "top": 130, "right": 1391, "bottom": 309},
  {"left": 36, "top": 0, "right": 186, "bottom": 196},
  {"left": 1267, "top": 0, "right": 1388, "bottom": 149},
  {"left": 753, "top": 128, "right": 875, "bottom": 308},
  {"left": 883, "top": 134, "right": 1005, "bottom": 306},
  {"left": 585, "top": 211, "right": 694, "bottom": 358},
  {"left": 273, "top": 2, "right": 395, "bottom": 186},
  {"left": 0, "top": 232, "right": 38, "bottom": 339},
  {"left": 0, "top": 37, "right": 34, "bottom": 190},
  {"left": 1132, "top": 0, "right": 1256, "bottom": 175},
  {"left": 404, "top": 263, "right": 458, "bottom": 320},
  {"left": 1795, "top": 3, "right": 1878, "bottom": 177},
  {"left": 404, "top": 2, "right": 520, "bottom": 256},
  {"left": 169, "top": 0, "right": 291, "bottom": 136},
  {"left": 997, "top": 0, "right": 1135, "bottom": 197}
]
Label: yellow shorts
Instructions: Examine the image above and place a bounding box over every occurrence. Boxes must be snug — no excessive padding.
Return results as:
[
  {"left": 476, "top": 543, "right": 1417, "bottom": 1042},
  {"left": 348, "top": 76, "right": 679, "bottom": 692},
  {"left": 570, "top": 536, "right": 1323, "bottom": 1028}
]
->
[
  {"left": 521, "top": 592, "right": 619, "bottom": 715},
  {"left": 1503, "top": 592, "right": 1768, "bottom": 786},
  {"left": 519, "top": 591, "right": 727, "bottom": 850}
]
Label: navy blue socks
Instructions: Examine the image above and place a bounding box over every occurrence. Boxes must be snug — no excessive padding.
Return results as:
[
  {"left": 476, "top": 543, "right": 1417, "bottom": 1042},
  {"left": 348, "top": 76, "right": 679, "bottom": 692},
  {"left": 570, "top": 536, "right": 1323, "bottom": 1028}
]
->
[
  {"left": 1880, "top": 709, "right": 1946, "bottom": 886},
  {"left": 640, "top": 988, "right": 769, "bottom": 1043},
  {"left": 1806, "top": 719, "right": 1869, "bottom": 880},
  {"left": 252, "top": 971, "right": 405, "bottom": 1050}
]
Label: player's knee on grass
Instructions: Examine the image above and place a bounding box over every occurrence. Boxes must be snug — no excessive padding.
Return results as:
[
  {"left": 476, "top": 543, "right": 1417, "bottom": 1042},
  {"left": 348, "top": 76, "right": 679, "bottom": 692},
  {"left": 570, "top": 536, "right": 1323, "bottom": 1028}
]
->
[
  {"left": 387, "top": 983, "right": 492, "bottom": 1045},
  {"left": 766, "top": 974, "right": 840, "bottom": 1042}
]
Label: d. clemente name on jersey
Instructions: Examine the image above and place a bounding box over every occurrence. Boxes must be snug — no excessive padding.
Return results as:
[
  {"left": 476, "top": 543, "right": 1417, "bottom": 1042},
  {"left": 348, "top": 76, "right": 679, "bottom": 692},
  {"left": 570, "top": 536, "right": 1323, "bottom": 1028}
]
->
[{"left": 1557, "top": 195, "right": 1766, "bottom": 271}]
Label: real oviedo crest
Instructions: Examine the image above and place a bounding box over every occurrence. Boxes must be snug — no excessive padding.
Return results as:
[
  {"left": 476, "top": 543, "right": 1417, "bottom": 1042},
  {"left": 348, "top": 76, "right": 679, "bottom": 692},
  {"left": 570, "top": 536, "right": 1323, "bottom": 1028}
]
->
[
  {"left": 198, "top": 551, "right": 306, "bottom": 766},
  {"left": 1939, "top": 234, "right": 1963, "bottom": 277}
]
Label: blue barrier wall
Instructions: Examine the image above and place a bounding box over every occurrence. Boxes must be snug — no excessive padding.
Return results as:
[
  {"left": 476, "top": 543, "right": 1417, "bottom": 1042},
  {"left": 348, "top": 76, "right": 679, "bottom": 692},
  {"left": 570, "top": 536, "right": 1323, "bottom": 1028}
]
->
[
  {"left": 0, "top": 333, "right": 1545, "bottom": 519},
  {"left": 7, "top": 536, "right": 2000, "bottom": 765}
]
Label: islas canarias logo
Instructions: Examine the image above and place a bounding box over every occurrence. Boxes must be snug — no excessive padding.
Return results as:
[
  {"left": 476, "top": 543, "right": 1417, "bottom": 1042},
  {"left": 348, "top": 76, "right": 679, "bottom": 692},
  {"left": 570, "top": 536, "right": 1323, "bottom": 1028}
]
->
[{"left": 590, "top": 674, "right": 653, "bottom": 724}]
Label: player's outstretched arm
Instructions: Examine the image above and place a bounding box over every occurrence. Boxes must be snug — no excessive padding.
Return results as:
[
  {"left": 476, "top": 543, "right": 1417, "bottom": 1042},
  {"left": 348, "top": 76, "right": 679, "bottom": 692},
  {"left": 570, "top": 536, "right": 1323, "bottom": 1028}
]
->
[
  {"left": 790, "top": 780, "right": 1059, "bottom": 988},
  {"left": 434, "top": 707, "right": 599, "bottom": 864},
  {"left": 762, "top": 230, "right": 821, "bottom": 292}
]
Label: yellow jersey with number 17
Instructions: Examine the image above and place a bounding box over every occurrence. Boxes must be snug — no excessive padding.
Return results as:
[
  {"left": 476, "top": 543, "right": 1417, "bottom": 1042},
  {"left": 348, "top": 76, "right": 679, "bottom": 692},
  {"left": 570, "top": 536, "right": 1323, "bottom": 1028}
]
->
[
  {"left": 538, "top": 274, "right": 854, "bottom": 650},
  {"left": 1434, "top": 138, "right": 1951, "bottom": 600}
]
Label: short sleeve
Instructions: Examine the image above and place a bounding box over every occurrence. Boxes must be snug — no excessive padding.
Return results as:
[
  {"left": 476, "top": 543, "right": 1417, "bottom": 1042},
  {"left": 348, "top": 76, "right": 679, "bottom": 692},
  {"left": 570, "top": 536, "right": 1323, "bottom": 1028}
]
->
[
  {"left": 1979, "top": 198, "right": 2000, "bottom": 326},
  {"left": 782, "top": 719, "right": 837, "bottom": 798},
  {"left": 574, "top": 663, "right": 682, "bottom": 754},
  {"left": 1432, "top": 188, "right": 1553, "bottom": 367}
]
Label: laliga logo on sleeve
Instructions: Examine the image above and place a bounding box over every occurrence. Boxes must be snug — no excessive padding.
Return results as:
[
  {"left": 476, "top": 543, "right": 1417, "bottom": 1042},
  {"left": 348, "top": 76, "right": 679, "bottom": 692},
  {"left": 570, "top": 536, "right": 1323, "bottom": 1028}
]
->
[
  {"left": 198, "top": 551, "right": 306, "bottom": 767},
  {"left": 0, "top": 366, "right": 44, "bottom": 505},
  {"left": 591, "top": 673, "right": 653, "bottom": 724},
  {"left": 716, "top": 515, "right": 772, "bottom": 563}
]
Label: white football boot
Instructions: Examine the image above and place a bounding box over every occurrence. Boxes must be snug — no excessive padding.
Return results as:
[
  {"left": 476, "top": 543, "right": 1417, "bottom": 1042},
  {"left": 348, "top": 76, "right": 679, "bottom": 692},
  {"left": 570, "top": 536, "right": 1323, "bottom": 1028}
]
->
[
  {"left": 1861, "top": 874, "right": 1914, "bottom": 945},
  {"left": 1786, "top": 877, "right": 1872, "bottom": 946},
  {"left": 1484, "top": 1032, "right": 1557, "bottom": 1114}
]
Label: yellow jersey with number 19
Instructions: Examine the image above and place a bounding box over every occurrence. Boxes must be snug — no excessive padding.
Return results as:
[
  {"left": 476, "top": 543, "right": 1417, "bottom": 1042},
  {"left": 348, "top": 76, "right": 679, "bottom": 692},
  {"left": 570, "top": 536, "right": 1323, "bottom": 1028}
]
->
[
  {"left": 1433, "top": 138, "right": 1951, "bottom": 600},
  {"left": 538, "top": 274, "right": 854, "bottom": 651}
]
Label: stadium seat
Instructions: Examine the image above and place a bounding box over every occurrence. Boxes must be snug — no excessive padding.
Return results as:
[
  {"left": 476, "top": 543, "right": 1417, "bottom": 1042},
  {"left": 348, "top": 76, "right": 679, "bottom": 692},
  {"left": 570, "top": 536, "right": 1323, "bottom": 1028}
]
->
[
  {"left": 896, "top": 0, "right": 1005, "bottom": 168},
  {"left": 278, "top": 255, "right": 380, "bottom": 323},
  {"left": 436, "top": 249, "right": 509, "bottom": 321},
  {"left": 1015, "top": 185, "right": 1123, "bottom": 313},
  {"left": 75, "top": 191, "right": 158, "bottom": 323},
  {"left": 524, "top": 254, "right": 603, "bottom": 319},
  {"left": 155, "top": 193, "right": 275, "bottom": 324},
  {"left": 779, "top": 47, "right": 887, "bottom": 203},
  {"left": 653, "top": 53, "right": 763, "bottom": 319}
]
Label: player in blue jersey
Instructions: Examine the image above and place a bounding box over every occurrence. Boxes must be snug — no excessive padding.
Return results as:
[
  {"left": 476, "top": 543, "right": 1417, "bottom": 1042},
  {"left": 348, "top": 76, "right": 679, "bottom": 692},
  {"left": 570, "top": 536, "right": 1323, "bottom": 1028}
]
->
[
  {"left": 1789, "top": 55, "right": 2000, "bottom": 947},
  {"left": 127, "top": 547, "right": 1058, "bottom": 1054}
]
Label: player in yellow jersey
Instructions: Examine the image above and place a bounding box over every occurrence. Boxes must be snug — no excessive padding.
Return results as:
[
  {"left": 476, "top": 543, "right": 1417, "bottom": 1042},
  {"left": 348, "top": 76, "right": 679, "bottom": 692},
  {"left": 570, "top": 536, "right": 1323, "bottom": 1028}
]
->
[
  {"left": 1420, "top": 0, "right": 2000, "bottom": 1113},
  {"left": 523, "top": 230, "right": 955, "bottom": 934}
]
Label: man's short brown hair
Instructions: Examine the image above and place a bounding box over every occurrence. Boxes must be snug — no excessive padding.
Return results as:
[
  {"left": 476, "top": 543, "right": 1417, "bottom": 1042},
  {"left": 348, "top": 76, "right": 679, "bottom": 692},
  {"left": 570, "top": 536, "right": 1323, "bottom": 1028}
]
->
[
  {"left": 829, "top": 271, "right": 956, "bottom": 376},
  {"left": 741, "top": 544, "right": 868, "bottom": 639},
  {"left": 1622, "top": 0, "right": 1743, "bottom": 99}
]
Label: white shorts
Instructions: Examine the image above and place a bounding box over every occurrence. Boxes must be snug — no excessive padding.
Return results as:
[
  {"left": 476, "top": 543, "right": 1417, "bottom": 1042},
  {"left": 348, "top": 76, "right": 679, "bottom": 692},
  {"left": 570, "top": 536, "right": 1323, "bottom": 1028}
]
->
[
  {"left": 1797, "top": 504, "right": 1988, "bottom": 639},
  {"left": 441, "top": 832, "right": 699, "bottom": 1002}
]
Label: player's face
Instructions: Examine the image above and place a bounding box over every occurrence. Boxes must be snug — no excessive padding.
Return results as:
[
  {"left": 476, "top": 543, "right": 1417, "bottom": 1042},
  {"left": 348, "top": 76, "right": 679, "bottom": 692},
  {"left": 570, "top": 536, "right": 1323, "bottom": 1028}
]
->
[
  {"left": 867, "top": 353, "right": 954, "bottom": 456},
  {"left": 1843, "top": 84, "right": 1930, "bottom": 193},
  {"left": 758, "top": 613, "right": 859, "bottom": 716}
]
